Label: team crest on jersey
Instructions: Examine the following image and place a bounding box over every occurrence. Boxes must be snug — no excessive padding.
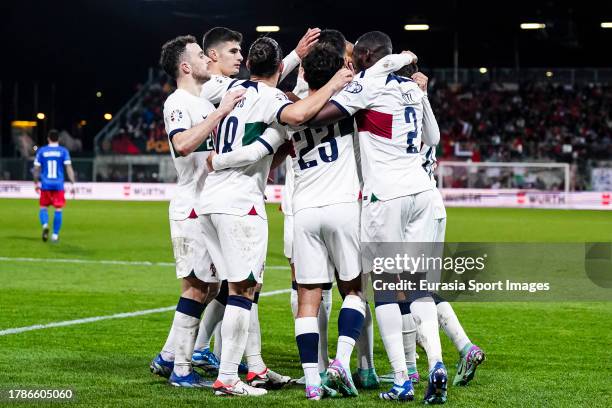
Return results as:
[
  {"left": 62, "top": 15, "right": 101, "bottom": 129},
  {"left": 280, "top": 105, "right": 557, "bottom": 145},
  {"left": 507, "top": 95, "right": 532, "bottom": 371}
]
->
[
  {"left": 170, "top": 109, "right": 183, "bottom": 122},
  {"left": 343, "top": 81, "right": 363, "bottom": 94},
  {"left": 275, "top": 92, "right": 289, "bottom": 101}
]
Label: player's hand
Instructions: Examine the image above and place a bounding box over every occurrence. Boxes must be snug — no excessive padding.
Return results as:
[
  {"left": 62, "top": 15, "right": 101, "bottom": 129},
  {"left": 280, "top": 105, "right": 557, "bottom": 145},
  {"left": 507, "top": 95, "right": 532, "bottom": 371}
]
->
[
  {"left": 412, "top": 72, "right": 429, "bottom": 92},
  {"left": 329, "top": 68, "right": 354, "bottom": 92},
  {"left": 401, "top": 50, "right": 418, "bottom": 64},
  {"left": 206, "top": 151, "right": 216, "bottom": 172},
  {"left": 70, "top": 182, "right": 76, "bottom": 199},
  {"left": 34, "top": 183, "right": 40, "bottom": 194},
  {"left": 295, "top": 28, "right": 321, "bottom": 59},
  {"left": 217, "top": 89, "right": 246, "bottom": 116}
]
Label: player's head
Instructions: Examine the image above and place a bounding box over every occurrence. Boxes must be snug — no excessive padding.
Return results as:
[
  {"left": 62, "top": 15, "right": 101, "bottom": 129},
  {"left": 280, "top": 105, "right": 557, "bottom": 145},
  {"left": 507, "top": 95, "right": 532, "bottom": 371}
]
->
[
  {"left": 318, "top": 29, "right": 346, "bottom": 57},
  {"left": 202, "top": 27, "right": 243, "bottom": 76},
  {"left": 159, "top": 35, "right": 211, "bottom": 83},
  {"left": 396, "top": 63, "right": 419, "bottom": 78},
  {"left": 247, "top": 37, "right": 284, "bottom": 82},
  {"left": 302, "top": 43, "right": 344, "bottom": 91},
  {"left": 47, "top": 129, "right": 59, "bottom": 143},
  {"left": 353, "top": 31, "right": 393, "bottom": 72}
]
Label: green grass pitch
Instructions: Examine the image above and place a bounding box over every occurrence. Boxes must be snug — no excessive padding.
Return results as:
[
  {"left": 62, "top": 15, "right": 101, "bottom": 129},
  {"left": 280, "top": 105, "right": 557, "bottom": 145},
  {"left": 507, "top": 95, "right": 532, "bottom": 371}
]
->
[{"left": 0, "top": 198, "right": 610, "bottom": 407}]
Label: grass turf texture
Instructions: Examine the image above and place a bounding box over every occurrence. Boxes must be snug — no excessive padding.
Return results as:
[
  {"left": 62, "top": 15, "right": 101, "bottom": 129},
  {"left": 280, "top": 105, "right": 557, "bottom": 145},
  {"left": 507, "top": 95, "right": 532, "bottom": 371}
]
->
[{"left": 0, "top": 198, "right": 610, "bottom": 407}]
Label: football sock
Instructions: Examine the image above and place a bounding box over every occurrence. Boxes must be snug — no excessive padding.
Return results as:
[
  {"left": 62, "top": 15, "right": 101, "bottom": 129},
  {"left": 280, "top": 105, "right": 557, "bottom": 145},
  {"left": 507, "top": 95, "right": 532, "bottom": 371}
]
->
[
  {"left": 290, "top": 280, "right": 298, "bottom": 319},
  {"left": 39, "top": 208, "right": 49, "bottom": 226},
  {"left": 213, "top": 323, "right": 222, "bottom": 357},
  {"left": 357, "top": 302, "right": 375, "bottom": 370},
  {"left": 295, "top": 316, "right": 320, "bottom": 386},
  {"left": 194, "top": 298, "right": 225, "bottom": 351},
  {"left": 318, "top": 285, "right": 332, "bottom": 372},
  {"left": 436, "top": 301, "right": 472, "bottom": 354},
  {"left": 375, "top": 302, "right": 409, "bottom": 384},
  {"left": 245, "top": 293, "right": 266, "bottom": 374},
  {"left": 212, "top": 280, "right": 229, "bottom": 356},
  {"left": 411, "top": 297, "right": 443, "bottom": 371},
  {"left": 52, "top": 210, "right": 62, "bottom": 235},
  {"left": 217, "top": 295, "right": 252, "bottom": 384},
  {"left": 400, "top": 305, "right": 418, "bottom": 373},
  {"left": 172, "top": 297, "right": 205, "bottom": 376},
  {"left": 335, "top": 295, "right": 366, "bottom": 371}
]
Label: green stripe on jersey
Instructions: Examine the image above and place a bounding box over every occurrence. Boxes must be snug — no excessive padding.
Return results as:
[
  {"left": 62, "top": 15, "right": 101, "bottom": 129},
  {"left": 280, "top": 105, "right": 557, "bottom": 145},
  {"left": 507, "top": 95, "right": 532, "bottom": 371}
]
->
[
  {"left": 243, "top": 122, "right": 268, "bottom": 146},
  {"left": 194, "top": 138, "right": 215, "bottom": 152}
]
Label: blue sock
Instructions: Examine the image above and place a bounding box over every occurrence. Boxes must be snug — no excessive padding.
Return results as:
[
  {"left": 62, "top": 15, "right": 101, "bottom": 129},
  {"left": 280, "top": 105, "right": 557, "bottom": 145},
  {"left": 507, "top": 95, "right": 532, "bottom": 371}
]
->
[
  {"left": 53, "top": 211, "right": 63, "bottom": 234},
  {"left": 295, "top": 317, "right": 320, "bottom": 385},
  {"left": 336, "top": 295, "right": 366, "bottom": 369},
  {"left": 39, "top": 208, "right": 49, "bottom": 226}
]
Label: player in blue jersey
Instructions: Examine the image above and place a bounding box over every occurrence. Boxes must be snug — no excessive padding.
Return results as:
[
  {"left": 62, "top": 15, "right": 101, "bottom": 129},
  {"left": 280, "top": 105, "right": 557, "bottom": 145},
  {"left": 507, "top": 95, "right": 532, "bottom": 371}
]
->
[{"left": 33, "top": 130, "right": 76, "bottom": 243}]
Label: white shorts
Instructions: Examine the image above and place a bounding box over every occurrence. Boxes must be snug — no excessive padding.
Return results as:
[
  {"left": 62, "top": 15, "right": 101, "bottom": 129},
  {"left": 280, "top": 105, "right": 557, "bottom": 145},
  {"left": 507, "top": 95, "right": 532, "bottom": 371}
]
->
[
  {"left": 199, "top": 213, "right": 267, "bottom": 284},
  {"left": 293, "top": 201, "right": 361, "bottom": 284},
  {"left": 284, "top": 214, "right": 294, "bottom": 260},
  {"left": 361, "top": 189, "right": 436, "bottom": 243},
  {"left": 169, "top": 217, "right": 217, "bottom": 282}
]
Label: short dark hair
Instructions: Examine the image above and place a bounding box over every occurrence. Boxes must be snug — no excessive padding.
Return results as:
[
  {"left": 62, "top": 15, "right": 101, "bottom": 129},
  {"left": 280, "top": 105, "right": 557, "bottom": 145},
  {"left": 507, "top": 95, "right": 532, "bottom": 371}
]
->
[
  {"left": 354, "top": 31, "right": 392, "bottom": 60},
  {"left": 48, "top": 129, "right": 59, "bottom": 142},
  {"left": 302, "top": 44, "right": 344, "bottom": 90},
  {"left": 159, "top": 35, "right": 197, "bottom": 79},
  {"left": 396, "top": 63, "right": 419, "bottom": 78},
  {"left": 247, "top": 37, "right": 283, "bottom": 78},
  {"left": 202, "top": 27, "right": 243, "bottom": 55},
  {"left": 318, "top": 29, "right": 346, "bottom": 57}
]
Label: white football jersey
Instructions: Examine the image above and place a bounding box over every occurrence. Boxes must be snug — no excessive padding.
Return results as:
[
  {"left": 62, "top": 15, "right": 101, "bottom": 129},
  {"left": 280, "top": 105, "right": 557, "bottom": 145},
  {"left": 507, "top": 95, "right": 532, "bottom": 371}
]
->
[
  {"left": 331, "top": 71, "right": 432, "bottom": 201},
  {"left": 289, "top": 117, "right": 360, "bottom": 213},
  {"left": 163, "top": 88, "right": 215, "bottom": 220},
  {"left": 200, "top": 74, "right": 231, "bottom": 105},
  {"left": 282, "top": 156, "right": 295, "bottom": 215},
  {"left": 199, "top": 80, "right": 292, "bottom": 218},
  {"left": 421, "top": 144, "right": 437, "bottom": 183}
]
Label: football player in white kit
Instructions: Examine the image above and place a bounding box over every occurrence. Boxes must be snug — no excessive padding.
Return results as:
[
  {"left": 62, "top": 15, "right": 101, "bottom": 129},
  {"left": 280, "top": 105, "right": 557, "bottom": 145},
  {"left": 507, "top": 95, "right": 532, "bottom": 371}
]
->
[
  {"left": 192, "top": 26, "right": 317, "bottom": 385},
  {"left": 198, "top": 37, "right": 352, "bottom": 397},
  {"left": 149, "top": 35, "right": 246, "bottom": 387},
  {"left": 307, "top": 31, "right": 448, "bottom": 404}
]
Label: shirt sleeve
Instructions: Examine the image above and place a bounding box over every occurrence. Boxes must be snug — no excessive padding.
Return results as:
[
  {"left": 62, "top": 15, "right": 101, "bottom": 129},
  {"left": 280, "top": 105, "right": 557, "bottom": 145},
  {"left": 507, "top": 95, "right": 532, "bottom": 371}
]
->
[
  {"left": 63, "top": 148, "right": 72, "bottom": 164},
  {"left": 367, "top": 54, "right": 414, "bottom": 77},
  {"left": 280, "top": 50, "right": 301, "bottom": 83},
  {"left": 212, "top": 124, "right": 288, "bottom": 170},
  {"left": 263, "top": 89, "right": 293, "bottom": 125},
  {"left": 421, "top": 96, "right": 440, "bottom": 146},
  {"left": 164, "top": 98, "right": 193, "bottom": 141},
  {"left": 330, "top": 78, "right": 376, "bottom": 116},
  {"left": 34, "top": 150, "right": 42, "bottom": 166},
  {"left": 292, "top": 75, "right": 309, "bottom": 99},
  {"left": 201, "top": 75, "right": 231, "bottom": 105}
]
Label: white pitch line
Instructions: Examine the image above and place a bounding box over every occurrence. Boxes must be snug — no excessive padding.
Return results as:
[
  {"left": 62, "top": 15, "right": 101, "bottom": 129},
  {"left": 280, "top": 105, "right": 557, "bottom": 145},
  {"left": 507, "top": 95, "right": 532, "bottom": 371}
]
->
[
  {"left": 0, "top": 288, "right": 291, "bottom": 337},
  {"left": 0, "top": 256, "right": 290, "bottom": 270}
]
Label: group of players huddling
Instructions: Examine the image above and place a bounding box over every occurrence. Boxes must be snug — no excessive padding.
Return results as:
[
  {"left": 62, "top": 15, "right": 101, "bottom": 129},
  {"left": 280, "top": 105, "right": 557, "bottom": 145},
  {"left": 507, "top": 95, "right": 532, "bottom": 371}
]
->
[{"left": 149, "top": 26, "right": 485, "bottom": 403}]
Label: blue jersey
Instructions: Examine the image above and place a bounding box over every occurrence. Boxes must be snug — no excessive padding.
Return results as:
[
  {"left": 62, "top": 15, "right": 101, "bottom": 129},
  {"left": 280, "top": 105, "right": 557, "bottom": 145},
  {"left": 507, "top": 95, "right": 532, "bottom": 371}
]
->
[{"left": 34, "top": 144, "right": 71, "bottom": 191}]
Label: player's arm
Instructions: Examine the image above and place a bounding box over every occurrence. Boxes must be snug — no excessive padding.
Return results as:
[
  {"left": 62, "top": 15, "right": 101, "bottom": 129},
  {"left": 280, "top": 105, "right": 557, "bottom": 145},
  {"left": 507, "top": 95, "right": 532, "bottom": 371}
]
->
[
  {"left": 32, "top": 164, "right": 41, "bottom": 192},
  {"left": 279, "top": 67, "right": 353, "bottom": 126},
  {"left": 201, "top": 76, "right": 232, "bottom": 105},
  {"left": 208, "top": 124, "right": 288, "bottom": 171},
  {"left": 172, "top": 89, "right": 246, "bottom": 156},
  {"left": 65, "top": 164, "right": 76, "bottom": 183},
  {"left": 366, "top": 51, "right": 418, "bottom": 77},
  {"left": 421, "top": 96, "right": 440, "bottom": 146},
  {"left": 280, "top": 28, "right": 321, "bottom": 83}
]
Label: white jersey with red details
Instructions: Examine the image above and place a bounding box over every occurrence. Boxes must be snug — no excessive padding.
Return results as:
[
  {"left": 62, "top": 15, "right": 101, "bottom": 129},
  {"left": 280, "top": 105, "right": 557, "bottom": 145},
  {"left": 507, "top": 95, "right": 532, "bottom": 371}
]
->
[
  {"left": 289, "top": 117, "right": 360, "bottom": 213},
  {"left": 199, "top": 80, "right": 291, "bottom": 219},
  {"left": 163, "top": 88, "right": 215, "bottom": 221},
  {"left": 331, "top": 71, "right": 432, "bottom": 201}
]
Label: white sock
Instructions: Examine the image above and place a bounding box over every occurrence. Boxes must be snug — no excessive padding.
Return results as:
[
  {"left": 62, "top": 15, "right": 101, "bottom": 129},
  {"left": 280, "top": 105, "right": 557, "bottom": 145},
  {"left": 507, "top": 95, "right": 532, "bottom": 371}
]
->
[
  {"left": 160, "top": 326, "right": 177, "bottom": 362},
  {"left": 295, "top": 317, "right": 321, "bottom": 386},
  {"left": 245, "top": 302, "right": 267, "bottom": 374},
  {"left": 437, "top": 301, "right": 471, "bottom": 353},
  {"left": 291, "top": 287, "right": 299, "bottom": 319},
  {"left": 335, "top": 295, "right": 366, "bottom": 372},
  {"left": 194, "top": 299, "right": 225, "bottom": 351},
  {"left": 317, "top": 289, "right": 332, "bottom": 372},
  {"left": 171, "top": 298, "right": 205, "bottom": 377},
  {"left": 375, "top": 303, "right": 408, "bottom": 383},
  {"left": 402, "top": 313, "right": 417, "bottom": 372},
  {"left": 356, "top": 303, "right": 375, "bottom": 370},
  {"left": 213, "top": 322, "right": 222, "bottom": 357},
  {"left": 411, "top": 298, "right": 443, "bottom": 371},
  {"left": 217, "top": 298, "right": 251, "bottom": 384},
  {"left": 42, "top": 223, "right": 48, "bottom": 229},
  {"left": 51, "top": 233, "right": 59, "bottom": 240}
]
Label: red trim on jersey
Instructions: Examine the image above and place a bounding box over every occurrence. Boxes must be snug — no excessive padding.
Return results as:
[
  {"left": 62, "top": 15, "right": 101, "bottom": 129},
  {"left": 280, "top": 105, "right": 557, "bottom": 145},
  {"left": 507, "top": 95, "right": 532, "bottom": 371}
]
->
[
  {"left": 39, "top": 190, "right": 66, "bottom": 208},
  {"left": 188, "top": 209, "right": 198, "bottom": 219},
  {"left": 248, "top": 206, "right": 258, "bottom": 215},
  {"left": 356, "top": 109, "right": 393, "bottom": 139}
]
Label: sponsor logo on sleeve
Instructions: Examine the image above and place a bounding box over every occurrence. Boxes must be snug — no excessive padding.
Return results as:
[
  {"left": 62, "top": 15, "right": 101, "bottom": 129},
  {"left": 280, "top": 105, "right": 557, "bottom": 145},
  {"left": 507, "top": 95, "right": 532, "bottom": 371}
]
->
[{"left": 170, "top": 109, "right": 183, "bottom": 122}]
